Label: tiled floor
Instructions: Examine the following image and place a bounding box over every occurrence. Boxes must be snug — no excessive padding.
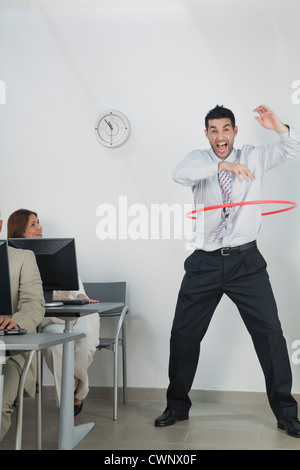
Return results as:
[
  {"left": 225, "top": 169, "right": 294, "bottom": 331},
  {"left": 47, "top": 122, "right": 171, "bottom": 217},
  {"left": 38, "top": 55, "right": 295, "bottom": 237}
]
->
[{"left": 1, "top": 394, "right": 300, "bottom": 450}]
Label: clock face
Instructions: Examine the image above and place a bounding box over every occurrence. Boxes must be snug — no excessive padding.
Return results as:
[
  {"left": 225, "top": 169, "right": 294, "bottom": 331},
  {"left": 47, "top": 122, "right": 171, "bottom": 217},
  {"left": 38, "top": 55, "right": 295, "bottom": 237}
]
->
[{"left": 95, "top": 110, "right": 131, "bottom": 148}]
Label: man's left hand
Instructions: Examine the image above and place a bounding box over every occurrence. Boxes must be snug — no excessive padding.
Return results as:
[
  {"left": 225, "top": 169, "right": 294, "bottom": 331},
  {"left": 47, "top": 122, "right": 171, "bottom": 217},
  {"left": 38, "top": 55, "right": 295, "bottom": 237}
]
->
[{"left": 253, "top": 105, "right": 289, "bottom": 134}]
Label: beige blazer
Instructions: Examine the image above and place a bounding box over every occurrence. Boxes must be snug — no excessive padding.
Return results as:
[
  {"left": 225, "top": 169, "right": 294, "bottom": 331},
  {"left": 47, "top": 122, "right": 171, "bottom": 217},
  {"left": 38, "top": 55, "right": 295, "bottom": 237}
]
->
[{"left": 8, "top": 247, "right": 45, "bottom": 396}]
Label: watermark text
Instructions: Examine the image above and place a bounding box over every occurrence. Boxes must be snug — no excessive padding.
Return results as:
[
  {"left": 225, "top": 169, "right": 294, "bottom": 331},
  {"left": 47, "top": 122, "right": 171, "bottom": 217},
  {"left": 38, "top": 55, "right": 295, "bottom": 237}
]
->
[
  {"left": 291, "top": 340, "right": 300, "bottom": 365},
  {"left": 96, "top": 196, "right": 203, "bottom": 249},
  {"left": 0, "top": 80, "right": 6, "bottom": 104},
  {"left": 291, "top": 80, "right": 300, "bottom": 104}
]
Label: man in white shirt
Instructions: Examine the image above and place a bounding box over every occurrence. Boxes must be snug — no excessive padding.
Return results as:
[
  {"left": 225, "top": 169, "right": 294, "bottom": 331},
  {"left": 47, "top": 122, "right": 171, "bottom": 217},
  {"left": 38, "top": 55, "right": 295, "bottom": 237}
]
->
[{"left": 154, "top": 105, "right": 300, "bottom": 438}]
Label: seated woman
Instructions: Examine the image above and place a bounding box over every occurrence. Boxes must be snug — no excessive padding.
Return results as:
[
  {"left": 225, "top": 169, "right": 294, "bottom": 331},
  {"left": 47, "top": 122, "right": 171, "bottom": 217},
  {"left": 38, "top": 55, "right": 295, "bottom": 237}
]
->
[{"left": 7, "top": 208, "right": 100, "bottom": 416}]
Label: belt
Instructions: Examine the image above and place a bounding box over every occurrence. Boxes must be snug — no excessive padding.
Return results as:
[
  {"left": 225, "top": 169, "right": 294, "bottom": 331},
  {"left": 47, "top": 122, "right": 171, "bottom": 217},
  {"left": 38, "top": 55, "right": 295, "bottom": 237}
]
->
[{"left": 203, "top": 241, "right": 257, "bottom": 256}]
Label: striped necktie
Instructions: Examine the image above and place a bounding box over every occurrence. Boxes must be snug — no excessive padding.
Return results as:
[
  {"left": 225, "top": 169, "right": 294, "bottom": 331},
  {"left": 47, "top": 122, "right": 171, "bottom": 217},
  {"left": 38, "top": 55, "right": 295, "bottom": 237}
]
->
[{"left": 213, "top": 170, "right": 232, "bottom": 241}]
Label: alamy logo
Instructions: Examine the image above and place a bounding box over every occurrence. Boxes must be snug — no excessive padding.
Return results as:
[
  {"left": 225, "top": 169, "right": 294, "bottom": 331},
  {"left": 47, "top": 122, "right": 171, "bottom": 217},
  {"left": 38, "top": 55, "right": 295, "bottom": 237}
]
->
[
  {"left": 291, "top": 340, "right": 300, "bottom": 365},
  {"left": 0, "top": 80, "right": 6, "bottom": 104},
  {"left": 291, "top": 80, "right": 300, "bottom": 104},
  {"left": 96, "top": 196, "right": 203, "bottom": 249}
]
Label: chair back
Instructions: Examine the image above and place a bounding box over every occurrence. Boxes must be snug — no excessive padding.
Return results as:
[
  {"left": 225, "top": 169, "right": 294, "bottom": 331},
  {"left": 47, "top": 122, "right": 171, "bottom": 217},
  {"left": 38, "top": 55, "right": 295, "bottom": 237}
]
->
[{"left": 83, "top": 282, "right": 126, "bottom": 315}]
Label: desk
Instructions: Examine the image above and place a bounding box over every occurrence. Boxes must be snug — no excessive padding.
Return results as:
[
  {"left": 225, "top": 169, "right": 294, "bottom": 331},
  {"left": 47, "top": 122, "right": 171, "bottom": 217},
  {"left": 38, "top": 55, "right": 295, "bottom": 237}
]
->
[
  {"left": 45, "top": 302, "right": 124, "bottom": 450},
  {"left": 0, "top": 332, "right": 84, "bottom": 450}
]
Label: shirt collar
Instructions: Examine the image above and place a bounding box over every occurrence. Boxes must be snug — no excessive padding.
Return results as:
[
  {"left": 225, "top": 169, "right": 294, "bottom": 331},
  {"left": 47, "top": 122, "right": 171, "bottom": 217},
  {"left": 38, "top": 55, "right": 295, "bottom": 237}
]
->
[{"left": 209, "top": 147, "right": 237, "bottom": 164}]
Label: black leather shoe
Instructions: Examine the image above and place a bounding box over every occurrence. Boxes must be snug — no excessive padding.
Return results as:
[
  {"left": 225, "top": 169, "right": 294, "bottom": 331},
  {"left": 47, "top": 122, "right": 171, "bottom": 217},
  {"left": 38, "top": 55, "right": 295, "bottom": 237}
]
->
[
  {"left": 277, "top": 417, "right": 300, "bottom": 438},
  {"left": 74, "top": 402, "right": 83, "bottom": 416},
  {"left": 154, "top": 408, "right": 189, "bottom": 427}
]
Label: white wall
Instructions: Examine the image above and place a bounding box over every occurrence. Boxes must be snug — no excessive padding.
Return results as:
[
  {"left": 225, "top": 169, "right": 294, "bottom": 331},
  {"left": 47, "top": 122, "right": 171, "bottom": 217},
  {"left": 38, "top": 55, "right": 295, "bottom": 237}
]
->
[{"left": 1, "top": 0, "right": 300, "bottom": 394}]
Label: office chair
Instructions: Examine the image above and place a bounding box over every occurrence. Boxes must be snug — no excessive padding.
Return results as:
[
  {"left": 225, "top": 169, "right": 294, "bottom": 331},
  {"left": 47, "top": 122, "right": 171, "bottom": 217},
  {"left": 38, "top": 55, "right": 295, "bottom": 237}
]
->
[{"left": 83, "top": 282, "right": 128, "bottom": 420}]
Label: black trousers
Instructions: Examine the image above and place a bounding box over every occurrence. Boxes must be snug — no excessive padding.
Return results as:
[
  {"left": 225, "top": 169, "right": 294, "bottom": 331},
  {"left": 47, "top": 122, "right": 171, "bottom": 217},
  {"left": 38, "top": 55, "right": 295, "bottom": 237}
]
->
[{"left": 167, "top": 244, "right": 298, "bottom": 420}]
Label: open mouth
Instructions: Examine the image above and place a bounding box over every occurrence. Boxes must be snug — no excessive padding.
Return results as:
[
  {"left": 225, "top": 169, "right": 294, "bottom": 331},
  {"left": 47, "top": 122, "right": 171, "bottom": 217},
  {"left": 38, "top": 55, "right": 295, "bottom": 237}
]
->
[{"left": 216, "top": 142, "right": 228, "bottom": 154}]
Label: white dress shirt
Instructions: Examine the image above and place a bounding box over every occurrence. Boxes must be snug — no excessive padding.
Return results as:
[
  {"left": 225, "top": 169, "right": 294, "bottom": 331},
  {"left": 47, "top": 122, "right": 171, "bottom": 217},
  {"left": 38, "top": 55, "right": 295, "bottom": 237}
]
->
[{"left": 173, "top": 128, "right": 300, "bottom": 251}]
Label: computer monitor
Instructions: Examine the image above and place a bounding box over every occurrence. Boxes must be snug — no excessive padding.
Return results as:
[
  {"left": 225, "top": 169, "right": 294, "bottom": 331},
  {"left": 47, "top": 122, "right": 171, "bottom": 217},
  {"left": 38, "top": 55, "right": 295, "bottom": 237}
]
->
[
  {"left": 0, "top": 240, "right": 13, "bottom": 316},
  {"left": 8, "top": 238, "right": 79, "bottom": 306}
]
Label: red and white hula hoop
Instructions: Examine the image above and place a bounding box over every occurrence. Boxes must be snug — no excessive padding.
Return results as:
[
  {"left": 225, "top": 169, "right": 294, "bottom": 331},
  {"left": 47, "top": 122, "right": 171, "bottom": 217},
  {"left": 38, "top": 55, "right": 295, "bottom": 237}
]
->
[{"left": 186, "top": 200, "right": 297, "bottom": 220}]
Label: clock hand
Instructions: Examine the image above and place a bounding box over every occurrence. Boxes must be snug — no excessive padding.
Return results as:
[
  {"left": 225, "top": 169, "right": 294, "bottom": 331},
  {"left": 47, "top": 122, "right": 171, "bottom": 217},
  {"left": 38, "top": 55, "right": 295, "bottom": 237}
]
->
[{"left": 104, "top": 119, "right": 113, "bottom": 131}]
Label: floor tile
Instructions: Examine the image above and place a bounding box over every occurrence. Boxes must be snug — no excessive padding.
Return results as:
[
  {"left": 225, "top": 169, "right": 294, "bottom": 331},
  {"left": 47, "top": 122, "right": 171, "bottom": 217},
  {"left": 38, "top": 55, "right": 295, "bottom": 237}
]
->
[{"left": 1, "top": 395, "right": 300, "bottom": 450}]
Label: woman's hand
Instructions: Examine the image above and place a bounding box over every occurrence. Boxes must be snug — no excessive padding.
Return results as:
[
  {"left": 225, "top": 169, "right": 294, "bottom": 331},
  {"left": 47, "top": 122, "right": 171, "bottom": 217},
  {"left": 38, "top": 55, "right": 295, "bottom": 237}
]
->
[{"left": 77, "top": 294, "right": 99, "bottom": 304}]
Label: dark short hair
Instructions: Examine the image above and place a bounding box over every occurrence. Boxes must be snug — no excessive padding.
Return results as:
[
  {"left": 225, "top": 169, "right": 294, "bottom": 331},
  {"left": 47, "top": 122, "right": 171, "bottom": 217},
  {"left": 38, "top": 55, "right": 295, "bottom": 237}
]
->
[
  {"left": 7, "top": 208, "right": 38, "bottom": 238},
  {"left": 205, "top": 105, "right": 235, "bottom": 130}
]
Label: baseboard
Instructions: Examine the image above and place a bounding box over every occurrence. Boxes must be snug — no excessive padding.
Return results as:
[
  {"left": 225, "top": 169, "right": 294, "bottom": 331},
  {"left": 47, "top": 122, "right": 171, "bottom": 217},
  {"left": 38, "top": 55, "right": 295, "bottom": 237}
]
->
[{"left": 41, "top": 386, "right": 300, "bottom": 405}]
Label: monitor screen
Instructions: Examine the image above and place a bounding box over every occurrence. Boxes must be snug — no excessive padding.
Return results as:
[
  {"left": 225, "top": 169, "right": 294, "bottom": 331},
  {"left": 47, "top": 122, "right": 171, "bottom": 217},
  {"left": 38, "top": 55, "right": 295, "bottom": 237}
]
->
[
  {"left": 0, "top": 240, "right": 13, "bottom": 316},
  {"left": 8, "top": 238, "right": 79, "bottom": 305}
]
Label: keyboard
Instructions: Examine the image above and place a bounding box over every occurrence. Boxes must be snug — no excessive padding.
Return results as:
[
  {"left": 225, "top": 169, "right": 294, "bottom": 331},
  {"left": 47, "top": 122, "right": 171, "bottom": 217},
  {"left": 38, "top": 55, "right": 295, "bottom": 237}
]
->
[
  {"left": 60, "top": 299, "right": 89, "bottom": 305},
  {"left": 0, "top": 328, "right": 27, "bottom": 335}
]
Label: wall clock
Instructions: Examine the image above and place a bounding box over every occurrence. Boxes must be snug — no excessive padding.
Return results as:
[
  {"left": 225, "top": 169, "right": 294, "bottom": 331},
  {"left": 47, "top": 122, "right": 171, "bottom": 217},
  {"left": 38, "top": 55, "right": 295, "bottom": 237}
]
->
[{"left": 95, "top": 110, "right": 131, "bottom": 148}]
